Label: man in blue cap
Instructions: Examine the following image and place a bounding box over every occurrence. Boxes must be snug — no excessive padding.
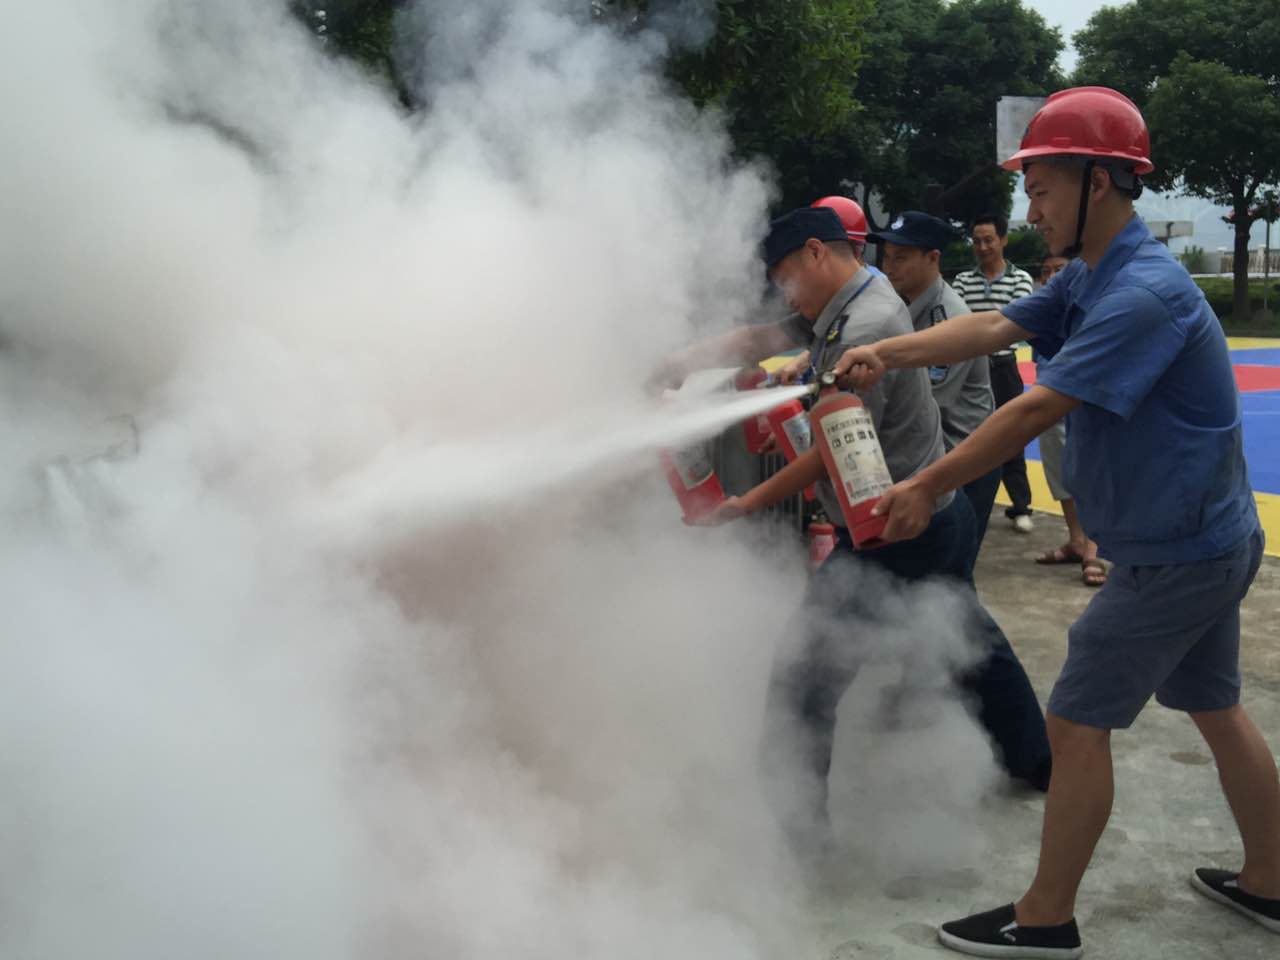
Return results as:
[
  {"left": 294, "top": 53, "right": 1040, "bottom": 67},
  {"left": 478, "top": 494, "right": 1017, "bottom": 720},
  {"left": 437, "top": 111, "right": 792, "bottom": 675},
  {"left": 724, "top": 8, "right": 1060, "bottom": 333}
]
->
[
  {"left": 870, "top": 211, "right": 1001, "bottom": 557},
  {"left": 657, "top": 206, "right": 1052, "bottom": 861}
]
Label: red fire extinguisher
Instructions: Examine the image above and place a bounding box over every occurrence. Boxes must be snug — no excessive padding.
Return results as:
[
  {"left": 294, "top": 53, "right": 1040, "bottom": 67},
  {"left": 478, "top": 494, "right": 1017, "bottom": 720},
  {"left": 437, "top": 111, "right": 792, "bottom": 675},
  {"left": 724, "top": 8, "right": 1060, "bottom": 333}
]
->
[
  {"left": 735, "top": 367, "right": 774, "bottom": 454},
  {"left": 765, "top": 398, "right": 817, "bottom": 501},
  {"left": 807, "top": 519, "right": 837, "bottom": 570},
  {"left": 811, "top": 380, "right": 893, "bottom": 550},
  {"left": 660, "top": 441, "right": 726, "bottom": 523}
]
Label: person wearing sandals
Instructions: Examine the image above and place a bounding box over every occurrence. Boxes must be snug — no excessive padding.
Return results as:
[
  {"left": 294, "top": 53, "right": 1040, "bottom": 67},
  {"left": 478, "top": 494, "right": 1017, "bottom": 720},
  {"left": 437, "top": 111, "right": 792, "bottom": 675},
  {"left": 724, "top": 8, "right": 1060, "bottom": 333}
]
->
[
  {"left": 831, "top": 87, "right": 1278, "bottom": 957},
  {"left": 1032, "top": 253, "right": 1107, "bottom": 588}
]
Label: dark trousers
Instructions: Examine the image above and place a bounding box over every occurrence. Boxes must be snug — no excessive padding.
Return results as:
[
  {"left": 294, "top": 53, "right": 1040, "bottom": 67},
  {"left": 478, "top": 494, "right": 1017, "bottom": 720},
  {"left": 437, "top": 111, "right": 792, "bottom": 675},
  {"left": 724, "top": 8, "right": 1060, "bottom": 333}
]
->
[
  {"left": 760, "top": 493, "right": 1051, "bottom": 859},
  {"left": 989, "top": 354, "right": 1032, "bottom": 517},
  {"left": 962, "top": 465, "right": 1003, "bottom": 570}
]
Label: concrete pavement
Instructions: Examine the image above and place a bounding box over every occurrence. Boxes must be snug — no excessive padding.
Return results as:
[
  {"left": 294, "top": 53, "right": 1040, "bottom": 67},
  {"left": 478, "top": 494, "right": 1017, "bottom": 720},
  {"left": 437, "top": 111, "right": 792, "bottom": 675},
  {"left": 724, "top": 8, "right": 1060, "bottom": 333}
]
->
[{"left": 804, "top": 514, "right": 1279, "bottom": 959}]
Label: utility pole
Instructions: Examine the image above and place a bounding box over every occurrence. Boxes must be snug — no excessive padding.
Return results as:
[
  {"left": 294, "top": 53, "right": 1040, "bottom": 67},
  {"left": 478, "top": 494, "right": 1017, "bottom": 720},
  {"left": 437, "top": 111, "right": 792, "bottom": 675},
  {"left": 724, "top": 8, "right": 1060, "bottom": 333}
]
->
[
  {"left": 1265, "top": 193, "right": 1278, "bottom": 315},
  {"left": 1258, "top": 191, "right": 1280, "bottom": 316}
]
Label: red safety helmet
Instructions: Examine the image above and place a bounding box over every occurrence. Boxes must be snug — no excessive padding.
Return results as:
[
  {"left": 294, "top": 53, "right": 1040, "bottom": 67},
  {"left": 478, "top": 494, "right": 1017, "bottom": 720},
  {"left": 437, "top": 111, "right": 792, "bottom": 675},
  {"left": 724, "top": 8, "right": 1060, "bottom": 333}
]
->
[
  {"left": 1001, "top": 86, "right": 1153, "bottom": 175},
  {"left": 811, "top": 196, "right": 868, "bottom": 242}
]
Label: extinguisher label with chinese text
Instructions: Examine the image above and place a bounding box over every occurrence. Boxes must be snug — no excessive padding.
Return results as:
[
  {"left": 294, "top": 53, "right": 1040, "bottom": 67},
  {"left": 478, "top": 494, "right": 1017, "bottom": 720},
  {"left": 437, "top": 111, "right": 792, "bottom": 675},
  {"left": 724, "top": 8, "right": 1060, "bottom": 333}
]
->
[
  {"left": 817, "top": 406, "right": 893, "bottom": 504},
  {"left": 780, "top": 411, "right": 812, "bottom": 455},
  {"left": 670, "top": 443, "right": 714, "bottom": 489}
]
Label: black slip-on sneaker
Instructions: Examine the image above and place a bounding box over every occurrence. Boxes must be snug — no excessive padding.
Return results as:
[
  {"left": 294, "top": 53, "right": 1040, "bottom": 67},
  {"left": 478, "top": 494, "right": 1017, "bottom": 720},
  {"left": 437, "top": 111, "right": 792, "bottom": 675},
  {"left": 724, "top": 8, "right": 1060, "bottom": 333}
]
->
[
  {"left": 1190, "top": 868, "right": 1280, "bottom": 933},
  {"left": 938, "top": 903, "right": 1083, "bottom": 958}
]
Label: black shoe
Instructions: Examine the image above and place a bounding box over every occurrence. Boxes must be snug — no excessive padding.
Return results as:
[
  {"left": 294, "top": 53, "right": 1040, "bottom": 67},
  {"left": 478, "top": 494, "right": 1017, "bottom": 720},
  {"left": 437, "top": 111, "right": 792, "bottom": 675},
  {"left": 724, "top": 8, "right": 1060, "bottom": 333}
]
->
[
  {"left": 938, "top": 904, "right": 1082, "bottom": 958},
  {"left": 1190, "top": 868, "right": 1280, "bottom": 933}
]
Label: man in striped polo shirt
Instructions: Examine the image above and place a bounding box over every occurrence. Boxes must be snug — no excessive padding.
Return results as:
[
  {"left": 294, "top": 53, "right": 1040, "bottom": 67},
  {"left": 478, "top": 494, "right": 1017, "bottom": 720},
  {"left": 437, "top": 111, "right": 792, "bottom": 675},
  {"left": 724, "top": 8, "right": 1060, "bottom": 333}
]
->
[{"left": 952, "top": 214, "right": 1036, "bottom": 532}]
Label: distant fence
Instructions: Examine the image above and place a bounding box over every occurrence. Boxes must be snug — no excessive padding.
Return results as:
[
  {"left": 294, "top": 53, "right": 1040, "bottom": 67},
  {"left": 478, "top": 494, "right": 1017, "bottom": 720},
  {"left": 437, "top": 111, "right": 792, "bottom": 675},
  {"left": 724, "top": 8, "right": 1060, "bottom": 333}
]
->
[{"left": 1219, "top": 248, "right": 1280, "bottom": 274}]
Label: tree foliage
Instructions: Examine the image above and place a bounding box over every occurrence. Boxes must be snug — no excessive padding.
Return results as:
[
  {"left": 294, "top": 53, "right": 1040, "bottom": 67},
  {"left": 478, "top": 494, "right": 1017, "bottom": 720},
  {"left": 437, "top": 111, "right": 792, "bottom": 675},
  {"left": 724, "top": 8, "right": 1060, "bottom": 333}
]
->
[
  {"left": 605, "top": 0, "right": 874, "bottom": 209},
  {"left": 851, "top": 0, "right": 1064, "bottom": 229},
  {"left": 1072, "top": 0, "right": 1279, "bottom": 114},
  {"left": 1146, "top": 55, "right": 1280, "bottom": 207},
  {"left": 293, "top": 1, "right": 1064, "bottom": 223},
  {"left": 1074, "top": 0, "right": 1280, "bottom": 318},
  {"left": 292, "top": 1, "right": 400, "bottom": 74}
]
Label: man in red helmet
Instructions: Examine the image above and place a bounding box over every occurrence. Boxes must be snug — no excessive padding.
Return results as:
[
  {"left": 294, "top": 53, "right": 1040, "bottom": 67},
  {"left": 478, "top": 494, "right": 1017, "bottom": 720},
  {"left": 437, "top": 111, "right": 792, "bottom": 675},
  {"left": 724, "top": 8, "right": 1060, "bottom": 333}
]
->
[
  {"left": 811, "top": 194, "right": 889, "bottom": 283},
  {"left": 813, "top": 195, "right": 869, "bottom": 249},
  {"left": 831, "top": 87, "right": 1279, "bottom": 956}
]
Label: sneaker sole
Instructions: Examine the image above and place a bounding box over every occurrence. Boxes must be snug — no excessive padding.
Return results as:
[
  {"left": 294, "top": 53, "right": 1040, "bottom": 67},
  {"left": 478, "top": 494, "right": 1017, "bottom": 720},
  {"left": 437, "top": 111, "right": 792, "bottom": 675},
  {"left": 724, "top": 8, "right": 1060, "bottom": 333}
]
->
[
  {"left": 937, "top": 927, "right": 1083, "bottom": 959},
  {"left": 1189, "top": 872, "right": 1280, "bottom": 933}
]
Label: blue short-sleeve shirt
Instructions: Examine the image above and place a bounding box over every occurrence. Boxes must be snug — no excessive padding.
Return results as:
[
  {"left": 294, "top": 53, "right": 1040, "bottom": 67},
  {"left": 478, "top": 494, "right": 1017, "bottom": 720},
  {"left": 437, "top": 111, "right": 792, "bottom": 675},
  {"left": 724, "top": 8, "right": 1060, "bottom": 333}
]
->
[{"left": 1001, "top": 217, "right": 1258, "bottom": 565}]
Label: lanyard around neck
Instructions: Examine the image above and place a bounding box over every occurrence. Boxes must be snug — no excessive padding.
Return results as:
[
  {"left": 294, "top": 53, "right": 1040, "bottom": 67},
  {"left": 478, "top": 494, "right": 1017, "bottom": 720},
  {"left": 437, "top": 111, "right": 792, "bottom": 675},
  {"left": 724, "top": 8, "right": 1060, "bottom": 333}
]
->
[{"left": 805, "top": 275, "right": 875, "bottom": 383}]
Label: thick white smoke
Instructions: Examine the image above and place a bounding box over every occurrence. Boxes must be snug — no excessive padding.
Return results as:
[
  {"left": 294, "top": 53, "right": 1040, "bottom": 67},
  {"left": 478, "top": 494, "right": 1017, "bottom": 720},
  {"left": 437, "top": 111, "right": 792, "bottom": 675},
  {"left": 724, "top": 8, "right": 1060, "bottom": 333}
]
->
[{"left": 0, "top": 2, "right": 1000, "bottom": 957}]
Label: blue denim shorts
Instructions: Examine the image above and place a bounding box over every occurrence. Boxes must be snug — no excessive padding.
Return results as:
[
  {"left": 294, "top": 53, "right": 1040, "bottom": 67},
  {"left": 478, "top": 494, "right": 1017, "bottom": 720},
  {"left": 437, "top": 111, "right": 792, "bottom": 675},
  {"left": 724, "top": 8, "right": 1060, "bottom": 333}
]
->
[{"left": 1047, "top": 529, "right": 1265, "bottom": 729}]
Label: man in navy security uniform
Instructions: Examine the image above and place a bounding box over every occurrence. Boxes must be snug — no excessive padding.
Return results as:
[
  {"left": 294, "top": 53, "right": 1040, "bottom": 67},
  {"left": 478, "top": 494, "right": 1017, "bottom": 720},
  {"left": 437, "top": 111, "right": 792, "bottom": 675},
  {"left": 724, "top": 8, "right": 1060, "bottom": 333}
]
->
[
  {"left": 655, "top": 206, "right": 1052, "bottom": 861},
  {"left": 832, "top": 87, "right": 1279, "bottom": 957}
]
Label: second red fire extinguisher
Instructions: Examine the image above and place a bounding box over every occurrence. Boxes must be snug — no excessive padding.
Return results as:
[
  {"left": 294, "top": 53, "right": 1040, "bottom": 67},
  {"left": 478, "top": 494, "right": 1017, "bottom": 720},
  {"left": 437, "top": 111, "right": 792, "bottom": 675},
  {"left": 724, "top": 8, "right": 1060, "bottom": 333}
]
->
[
  {"left": 735, "top": 367, "right": 774, "bottom": 454},
  {"left": 765, "top": 398, "right": 817, "bottom": 501},
  {"left": 659, "top": 442, "right": 726, "bottom": 523}
]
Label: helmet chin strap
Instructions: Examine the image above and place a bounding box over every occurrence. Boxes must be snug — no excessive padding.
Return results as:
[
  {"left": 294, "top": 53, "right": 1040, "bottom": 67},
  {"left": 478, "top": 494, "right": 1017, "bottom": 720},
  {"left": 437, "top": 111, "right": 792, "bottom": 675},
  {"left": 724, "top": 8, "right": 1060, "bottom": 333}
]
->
[{"left": 1062, "top": 159, "right": 1095, "bottom": 259}]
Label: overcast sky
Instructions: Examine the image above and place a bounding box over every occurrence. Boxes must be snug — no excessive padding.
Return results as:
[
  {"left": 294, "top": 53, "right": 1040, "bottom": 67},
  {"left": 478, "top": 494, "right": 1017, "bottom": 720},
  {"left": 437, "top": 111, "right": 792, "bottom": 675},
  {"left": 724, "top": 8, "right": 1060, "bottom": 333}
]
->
[{"left": 1026, "top": 0, "right": 1113, "bottom": 73}]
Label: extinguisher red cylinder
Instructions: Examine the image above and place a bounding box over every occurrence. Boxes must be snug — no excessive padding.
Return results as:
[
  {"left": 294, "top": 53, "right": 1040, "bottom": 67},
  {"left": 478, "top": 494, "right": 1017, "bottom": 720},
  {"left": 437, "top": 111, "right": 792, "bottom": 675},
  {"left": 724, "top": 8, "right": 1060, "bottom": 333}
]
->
[
  {"left": 736, "top": 367, "right": 774, "bottom": 454},
  {"left": 846, "top": 499, "right": 889, "bottom": 549},
  {"left": 743, "top": 414, "right": 773, "bottom": 454},
  {"left": 807, "top": 521, "right": 836, "bottom": 571},
  {"left": 810, "top": 390, "right": 894, "bottom": 550},
  {"left": 765, "top": 399, "right": 817, "bottom": 501},
  {"left": 659, "top": 447, "right": 726, "bottom": 522}
]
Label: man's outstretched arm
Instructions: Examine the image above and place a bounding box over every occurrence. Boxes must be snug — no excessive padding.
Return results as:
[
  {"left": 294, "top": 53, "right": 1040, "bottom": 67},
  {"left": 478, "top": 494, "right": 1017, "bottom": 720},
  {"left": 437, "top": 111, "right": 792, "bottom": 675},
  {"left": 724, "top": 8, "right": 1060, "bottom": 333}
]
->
[
  {"left": 651, "top": 323, "right": 796, "bottom": 390},
  {"left": 830, "top": 311, "right": 1029, "bottom": 390}
]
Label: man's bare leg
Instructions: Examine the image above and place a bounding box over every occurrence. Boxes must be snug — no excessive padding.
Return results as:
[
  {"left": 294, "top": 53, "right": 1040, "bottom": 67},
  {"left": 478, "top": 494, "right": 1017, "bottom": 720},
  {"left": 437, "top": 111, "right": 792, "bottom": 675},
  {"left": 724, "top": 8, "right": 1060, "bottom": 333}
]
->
[
  {"left": 1014, "top": 714, "right": 1115, "bottom": 925},
  {"left": 1063, "top": 499, "right": 1106, "bottom": 586},
  {"left": 1060, "top": 499, "right": 1088, "bottom": 558},
  {"left": 1192, "top": 705, "right": 1280, "bottom": 898}
]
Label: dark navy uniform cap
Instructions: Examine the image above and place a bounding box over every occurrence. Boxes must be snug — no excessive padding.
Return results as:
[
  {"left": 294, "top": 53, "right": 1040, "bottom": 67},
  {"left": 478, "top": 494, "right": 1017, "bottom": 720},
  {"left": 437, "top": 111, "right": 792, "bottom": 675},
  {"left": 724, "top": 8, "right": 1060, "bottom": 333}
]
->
[
  {"left": 867, "top": 211, "right": 957, "bottom": 252},
  {"left": 762, "top": 207, "right": 849, "bottom": 268}
]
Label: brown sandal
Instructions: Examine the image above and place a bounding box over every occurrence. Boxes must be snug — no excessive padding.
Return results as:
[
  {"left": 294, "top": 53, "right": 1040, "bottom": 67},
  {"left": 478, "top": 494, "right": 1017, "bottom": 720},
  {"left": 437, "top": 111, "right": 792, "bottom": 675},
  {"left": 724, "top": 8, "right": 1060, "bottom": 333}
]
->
[
  {"left": 1036, "top": 545, "right": 1084, "bottom": 565},
  {"left": 1082, "top": 558, "right": 1107, "bottom": 587}
]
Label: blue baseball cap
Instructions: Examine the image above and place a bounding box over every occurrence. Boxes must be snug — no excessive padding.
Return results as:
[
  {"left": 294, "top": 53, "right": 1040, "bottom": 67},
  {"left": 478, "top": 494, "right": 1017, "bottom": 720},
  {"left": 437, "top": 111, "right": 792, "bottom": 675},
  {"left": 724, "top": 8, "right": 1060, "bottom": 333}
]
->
[
  {"left": 761, "top": 207, "right": 849, "bottom": 268},
  {"left": 868, "top": 211, "right": 957, "bottom": 252}
]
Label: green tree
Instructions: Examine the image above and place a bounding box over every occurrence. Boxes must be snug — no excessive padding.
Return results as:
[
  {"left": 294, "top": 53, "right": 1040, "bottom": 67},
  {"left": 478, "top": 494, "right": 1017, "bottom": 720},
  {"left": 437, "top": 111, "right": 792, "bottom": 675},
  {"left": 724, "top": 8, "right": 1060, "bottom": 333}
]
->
[
  {"left": 296, "top": 0, "right": 1065, "bottom": 222},
  {"left": 612, "top": 0, "right": 874, "bottom": 209},
  {"left": 298, "top": 1, "right": 874, "bottom": 209},
  {"left": 292, "top": 1, "right": 418, "bottom": 104},
  {"left": 292, "top": 1, "right": 399, "bottom": 72},
  {"left": 1179, "top": 244, "right": 1210, "bottom": 274},
  {"left": 849, "top": 0, "right": 1064, "bottom": 230},
  {"left": 1074, "top": 0, "right": 1280, "bottom": 320}
]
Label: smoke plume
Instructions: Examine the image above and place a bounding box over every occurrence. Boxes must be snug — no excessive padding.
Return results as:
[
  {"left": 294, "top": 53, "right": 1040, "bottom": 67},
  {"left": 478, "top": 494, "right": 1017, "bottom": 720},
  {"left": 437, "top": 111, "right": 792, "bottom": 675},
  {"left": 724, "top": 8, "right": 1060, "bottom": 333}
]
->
[{"left": 0, "top": 2, "right": 999, "bottom": 957}]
